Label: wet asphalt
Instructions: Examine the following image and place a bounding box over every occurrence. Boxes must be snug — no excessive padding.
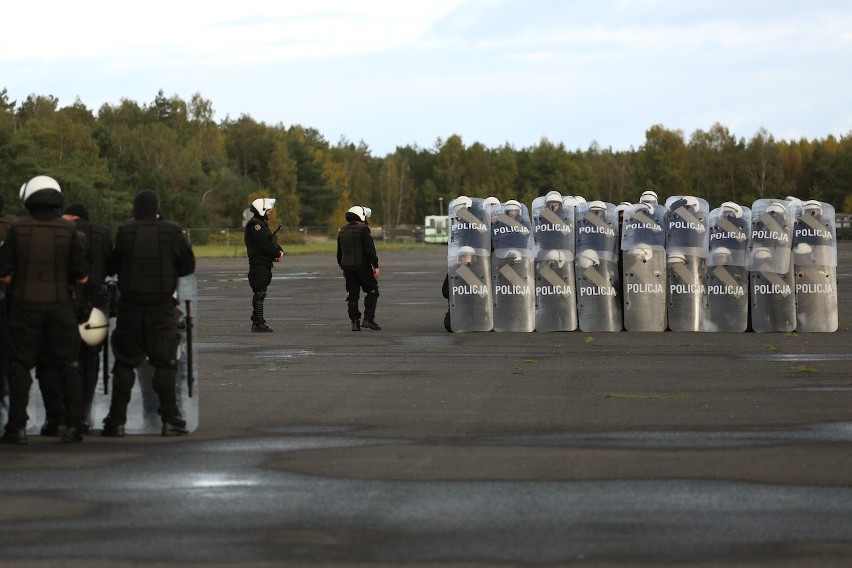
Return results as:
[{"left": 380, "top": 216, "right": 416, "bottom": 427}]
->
[{"left": 1, "top": 243, "right": 851, "bottom": 567}]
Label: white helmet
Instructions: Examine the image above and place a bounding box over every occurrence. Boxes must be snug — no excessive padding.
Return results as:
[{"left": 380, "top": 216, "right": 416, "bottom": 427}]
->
[
  {"left": 720, "top": 201, "right": 743, "bottom": 218},
  {"left": 765, "top": 202, "right": 786, "bottom": 215},
  {"left": 632, "top": 202, "right": 652, "bottom": 214},
  {"left": 577, "top": 249, "right": 600, "bottom": 269},
  {"left": 681, "top": 196, "right": 700, "bottom": 210},
  {"left": 753, "top": 247, "right": 772, "bottom": 261},
  {"left": 251, "top": 197, "right": 276, "bottom": 216},
  {"left": 545, "top": 190, "right": 562, "bottom": 203},
  {"left": 802, "top": 200, "right": 822, "bottom": 214},
  {"left": 639, "top": 190, "right": 658, "bottom": 205},
  {"left": 347, "top": 205, "right": 372, "bottom": 222},
  {"left": 79, "top": 307, "right": 109, "bottom": 347},
  {"left": 793, "top": 243, "right": 813, "bottom": 257},
  {"left": 616, "top": 201, "right": 631, "bottom": 213},
  {"left": 574, "top": 196, "right": 587, "bottom": 204},
  {"left": 543, "top": 249, "right": 565, "bottom": 266},
  {"left": 457, "top": 245, "right": 476, "bottom": 265},
  {"left": 562, "top": 196, "right": 577, "bottom": 207},
  {"left": 454, "top": 196, "right": 473, "bottom": 212},
  {"left": 667, "top": 253, "right": 686, "bottom": 264},
  {"left": 712, "top": 246, "right": 732, "bottom": 264},
  {"left": 628, "top": 246, "right": 653, "bottom": 262},
  {"left": 21, "top": 175, "right": 61, "bottom": 204},
  {"left": 504, "top": 200, "right": 522, "bottom": 213},
  {"left": 483, "top": 196, "right": 500, "bottom": 206},
  {"left": 587, "top": 200, "right": 607, "bottom": 212}
]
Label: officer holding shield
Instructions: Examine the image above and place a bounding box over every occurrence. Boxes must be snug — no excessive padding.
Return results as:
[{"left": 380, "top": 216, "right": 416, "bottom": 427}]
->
[{"left": 102, "top": 190, "right": 196, "bottom": 437}]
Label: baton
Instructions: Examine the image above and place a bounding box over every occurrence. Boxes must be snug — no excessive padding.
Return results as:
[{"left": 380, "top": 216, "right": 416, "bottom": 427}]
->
[{"left": 185, "top": 299, "right": 194, "bottom": 398}]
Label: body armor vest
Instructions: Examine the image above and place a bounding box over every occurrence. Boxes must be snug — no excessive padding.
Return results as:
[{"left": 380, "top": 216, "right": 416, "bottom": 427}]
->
[
  {"left": 9, "top": 217, "right": 76, "bottom": 304},
  {"left": 115, "top": 220, "right": 180, "bottom": 302},
  {"left": 339, "top": 224, "right": 367, "bottom": 269},
  {"left": 75, "top": 219, "right": 110, "bottom": 288}
]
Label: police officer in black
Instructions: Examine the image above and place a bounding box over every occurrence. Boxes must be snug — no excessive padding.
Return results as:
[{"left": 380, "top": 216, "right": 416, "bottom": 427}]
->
[
  {"left": 62, "top": 203, "right": 113, "bottom": 431},
  {"left": 337, "top": 205, "right": 381, "bottom": 331},
  {"left": 1, "top": 193, "right": 20, "bottom": 411},
  {"left": 102, "top": 190, "right": 195, "bottom": 437},
  {"left": 244, "top": 197, "right": 284, "bottom": 332},
  {"left": 0, "top": 176, "right": 89, "bottom": 444}
]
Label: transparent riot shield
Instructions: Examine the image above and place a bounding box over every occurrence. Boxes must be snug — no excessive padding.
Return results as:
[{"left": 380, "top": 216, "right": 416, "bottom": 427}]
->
[
  {"left": 532, "top": 194, "right": 576, "bottom": 331},
  {"left": 491, "top": 201, "right": 535, "bottom": 332},
  {"left": 448, "top": 197, "right": 493, "bottom": 332},
  {"left": 664, "top": 196, "right": 710, "bottom": 331},
  {"left": 88, "top": 275, "right": 200, "bottom": 433},
  {"left": 621, "top": 203, "right": 667, "bottom": 332},
  {"left": 574, "top": 201, "right": 622, "bottom": 332},
  {"left": 748, "top": 199, "right": 796, "bottom": 332},
  {"left": 793, "top": 201, "right": 838, "bottom": 332},
  {"left": 703, "top": 205, "right": 751, "bottom": 332}
]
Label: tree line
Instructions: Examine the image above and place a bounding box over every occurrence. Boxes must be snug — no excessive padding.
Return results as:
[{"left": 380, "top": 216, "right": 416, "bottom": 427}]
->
[{"left": 1, "top": 88, "right": 850, "bottom": 235}]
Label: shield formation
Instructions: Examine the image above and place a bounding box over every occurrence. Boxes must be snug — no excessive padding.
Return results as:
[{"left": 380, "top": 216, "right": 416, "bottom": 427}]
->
[
  {"left": 703, "top": 203, "right": 751, "bottom": 332},
  {"left": 748, "top": 199, "right": 796, "bottom": 333},
  {"left": 621, "top": 202, "right": 667, "bottom": 332},
  {"left": 574, "top": 201, "right": 622, "bottom": 332},
  {"left": 665, "top": 195, "right": 709, "bottom": 332},
  {"left": 532, "top": 193, "right": 577, "bottom": 332},
  {"left": 793, "top": 200, "right": 838, "bottom": 332},
  {"left": 448, "top": 197, "right": 493, "bottom": 333}
]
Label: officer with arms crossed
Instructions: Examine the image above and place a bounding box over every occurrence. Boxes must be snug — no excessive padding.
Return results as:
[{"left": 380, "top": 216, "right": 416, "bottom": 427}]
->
[
  {"left": 102, "top": 190, "right": 195, "bottom": 437},
  {"left": 337, "top": 205, "right": 381, "bottom": 331},
  {"left": 244, "top": 197, "right": 284, "bottom": 332},
  {"left": 0, "top": 176, "right": 89, "bottom": 444}
]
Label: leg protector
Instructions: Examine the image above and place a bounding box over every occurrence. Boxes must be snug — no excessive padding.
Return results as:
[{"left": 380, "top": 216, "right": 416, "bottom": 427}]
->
[
  {"left": 252, "top": 291, "right": 267, "bottom": 324},
  {"left": 363, "top": 289, "right": 379, "bottom": 322},
  {"left": 347, "top": 299, "right": 361, "bottom": 322}
]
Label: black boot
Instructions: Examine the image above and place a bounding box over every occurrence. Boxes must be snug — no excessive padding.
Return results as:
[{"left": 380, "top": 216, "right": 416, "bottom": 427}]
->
[
  {"left": 351, "top": 319, "right": 361, "bottom": 331},
  {"left": 0, "top": 428, "right": 27, "bottom": 445},
  {"left": 362, "top": 291, "right": 380, "bottom": 330},
  {"left": 251, "top": 292, "right": 272, "bottom": 332}
]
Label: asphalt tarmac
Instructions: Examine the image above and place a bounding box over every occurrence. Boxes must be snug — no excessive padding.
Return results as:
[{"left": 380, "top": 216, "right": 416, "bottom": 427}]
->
[{"left": 1, "top": 243, "right": 851, "bottom": 567}]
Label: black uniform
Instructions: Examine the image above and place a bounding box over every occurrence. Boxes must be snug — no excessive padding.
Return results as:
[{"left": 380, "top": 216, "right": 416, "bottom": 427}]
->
[
  {"left": 244, "top": 212, "right": 283, "bottom": 331},
  {"left": 337, "top": 214, "right": 380, "bottom": 330},
  {"left": 103, "top": 190, "right": 195, "bottom": 436},
  {"left": 0, "top": 196, "right": 19, "bottom": 405},
  {"left": 64, "top": 203, "right": 113, "bottom": 429},
  {"left": 0, "top": 188, "right": 88, "bottom": 444}
]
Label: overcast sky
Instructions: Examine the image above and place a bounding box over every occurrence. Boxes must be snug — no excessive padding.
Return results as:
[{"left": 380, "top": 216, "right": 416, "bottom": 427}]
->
[{"left": 3, "top": 0, "right": 850, "bottom": 155}]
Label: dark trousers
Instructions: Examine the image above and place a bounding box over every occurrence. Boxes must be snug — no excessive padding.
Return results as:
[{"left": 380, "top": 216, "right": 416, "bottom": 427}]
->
[
  {"left": 344, "top": 267, "right": 379, "bottom": 321},
  {"left": 107, "top": 302, "right": 180, "bottom": 425},
  {"left": 248, "top": 264, "right": 272, "bottom": 323},
  {"left": 4, "top": 303, "right": 82, "bottom": 430}
]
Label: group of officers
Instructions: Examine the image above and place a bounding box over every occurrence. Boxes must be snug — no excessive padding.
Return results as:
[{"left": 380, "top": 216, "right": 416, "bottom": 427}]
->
[
  {"left": 444, "top": 190, "right": 838, "bottom": 334},
  {"left": 0, "top": 176, "right": 195, "bottom": 444}
]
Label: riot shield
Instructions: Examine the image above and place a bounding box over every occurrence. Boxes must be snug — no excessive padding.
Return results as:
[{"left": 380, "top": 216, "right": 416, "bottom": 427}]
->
[
  {"left": 574, "top": 201, "right": 622, "bottom": 332},
  {"left": 89, "top": 275, "right": 200, "bottom": 433},
  {"left": 532, "top": 194, "right": 576, "bottom": 331},
  {"left": 621, "top": 203, "right": 667, "bottom": 332},
  {"left": 703, "top": 205, "right": 751, "bottom": 332},
  {"left": 664, "top": 196, "right": 709, "bottom": 331},
  {"left": 748, "top": 199, "right": 796, "bottom": 332},
  {"left": 448, "top": 198, "right": 493, "bottom": 332},
  {"left": 491, "top": 200, "right": 535, "bottom": 332},
  {"left": 793, "top": 201, "right": 838, "bottom": 332}
]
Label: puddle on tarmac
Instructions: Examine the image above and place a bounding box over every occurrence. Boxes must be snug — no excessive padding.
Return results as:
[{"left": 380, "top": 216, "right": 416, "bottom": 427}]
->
[
  {"left": 477, "top": 422, "right": 852, "bottom": 449},
  {"left": 739, "top": 353, "right": 852, "bottom": 362}
]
